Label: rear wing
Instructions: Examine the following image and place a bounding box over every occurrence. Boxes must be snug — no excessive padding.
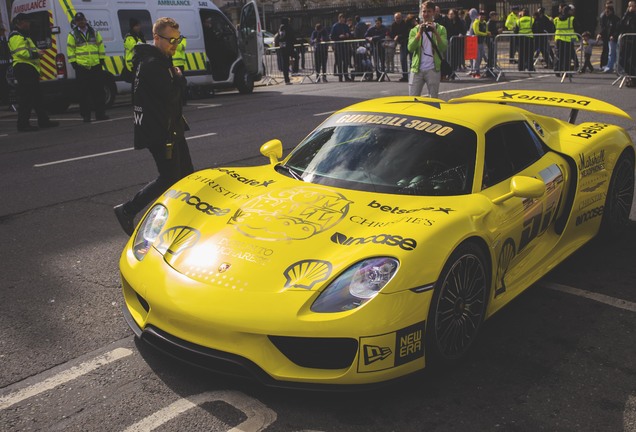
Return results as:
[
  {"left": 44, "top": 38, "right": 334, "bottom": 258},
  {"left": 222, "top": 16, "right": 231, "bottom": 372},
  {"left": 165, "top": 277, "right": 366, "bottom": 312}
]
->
[{"left": 448, "top": 90, "right": 632, "bottom": 124}]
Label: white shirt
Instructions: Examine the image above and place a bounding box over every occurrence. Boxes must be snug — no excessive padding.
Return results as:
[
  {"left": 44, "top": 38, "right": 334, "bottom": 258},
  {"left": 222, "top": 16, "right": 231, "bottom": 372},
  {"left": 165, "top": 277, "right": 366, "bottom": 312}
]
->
[{"left": 419, "top": 30, "right": 435, "bottom": 71}]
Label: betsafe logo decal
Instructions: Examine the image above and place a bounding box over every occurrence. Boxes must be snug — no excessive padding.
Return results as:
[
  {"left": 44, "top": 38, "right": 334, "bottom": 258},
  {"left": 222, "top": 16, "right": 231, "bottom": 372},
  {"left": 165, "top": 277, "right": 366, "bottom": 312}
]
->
[
  {"left": 330, "top": 232, "right": 417, "bottom": 251},
  {"left": 498, "top": 91, "right": 592, "bottom": 106}
]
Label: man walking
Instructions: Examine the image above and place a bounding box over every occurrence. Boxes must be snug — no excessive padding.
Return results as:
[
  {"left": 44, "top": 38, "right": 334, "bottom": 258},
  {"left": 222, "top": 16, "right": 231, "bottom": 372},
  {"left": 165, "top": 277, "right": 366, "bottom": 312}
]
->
[
  {"left": 67, "top": 12, "right": 109, "bottom": 122},
  {"left": 391, "top": 12, "right": 410, "bottom": 81},
  {"left": 408, "top": 1, "right": 447, "bottom": 98},
  {"left": 114, "top": 17, "right": 193, "bottom": 236},
  {"left": 8, "top": 14, "right": 58, "bottom": 132}
]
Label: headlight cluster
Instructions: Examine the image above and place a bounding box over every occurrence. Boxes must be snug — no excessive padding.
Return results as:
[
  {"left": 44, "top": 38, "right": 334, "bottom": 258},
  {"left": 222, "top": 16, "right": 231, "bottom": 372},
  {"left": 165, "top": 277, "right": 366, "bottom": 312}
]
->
[
  {"left": 311, "top": 257, "right": 399, "bottom": 313},
  {"left": 132, "top": 205, "right": 168, "bottom": 261}
]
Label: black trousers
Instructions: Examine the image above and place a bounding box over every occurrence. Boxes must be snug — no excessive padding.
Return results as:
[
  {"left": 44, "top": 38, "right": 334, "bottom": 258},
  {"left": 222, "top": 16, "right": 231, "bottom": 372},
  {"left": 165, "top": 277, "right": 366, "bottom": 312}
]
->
[
  {"left": 75, "top": 65, "right": 105, "bottom": 119},
  {"left": 13, "top": 63, "right": 49, "bottom": 128},
  {"left": 124, "top": 137, "right": 194, "bottom": 216},
  {"left": 0, "top": 65, "right": 9, "bottom": 104}
]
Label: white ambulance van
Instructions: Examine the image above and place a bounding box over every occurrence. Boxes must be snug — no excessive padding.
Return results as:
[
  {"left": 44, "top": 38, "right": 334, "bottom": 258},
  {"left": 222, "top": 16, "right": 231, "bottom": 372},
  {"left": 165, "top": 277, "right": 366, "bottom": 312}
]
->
[{"left": 9, "top": 0, "right": 264, "bottom": 112}]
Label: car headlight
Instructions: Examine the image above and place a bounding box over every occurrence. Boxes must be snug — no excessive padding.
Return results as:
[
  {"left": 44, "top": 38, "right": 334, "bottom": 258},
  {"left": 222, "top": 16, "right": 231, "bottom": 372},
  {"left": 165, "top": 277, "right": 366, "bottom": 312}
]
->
[
  {"left": 132, "top": 205, "right": 168, "bottom": 261},
  {"left": 311, "top": 257, "right": 399, "bottom": 313}
]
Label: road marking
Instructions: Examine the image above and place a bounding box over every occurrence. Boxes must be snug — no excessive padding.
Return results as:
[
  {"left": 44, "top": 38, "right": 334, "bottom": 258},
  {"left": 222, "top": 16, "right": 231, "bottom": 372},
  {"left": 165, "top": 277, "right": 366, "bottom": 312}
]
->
[
  {"left": 540, "top": 282, "right": 636, "bottom": 313},
  {"left": 313, "top": 111, "right": 336, "bottom": 117},
  {"left": 34, "top": 147, "right": 134, "bottom": 167},
  {"left": 192, "top": 103, "right": 222, "bottom": 109},
  {"left": 92, "top": 116, "right": 130, "bottom": 123},
  {"left": 33, "top": 133, "right": 217, "bottom": 167},
  {"left": 123, "top": 390, "right": 276, "bottom": 432},
  {"left": 0, "top": 347, "right": 132, "bottom": 410}
]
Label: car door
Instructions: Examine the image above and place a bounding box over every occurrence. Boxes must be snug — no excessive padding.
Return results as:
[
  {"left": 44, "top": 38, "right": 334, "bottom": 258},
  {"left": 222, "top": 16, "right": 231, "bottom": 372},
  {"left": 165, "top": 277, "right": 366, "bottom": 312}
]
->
[
  {"left": 237, "top": 0, "right": 264, "bottom": 77},
  {"left": 480, "top": 121, "right": 566, "bottom": 301}
]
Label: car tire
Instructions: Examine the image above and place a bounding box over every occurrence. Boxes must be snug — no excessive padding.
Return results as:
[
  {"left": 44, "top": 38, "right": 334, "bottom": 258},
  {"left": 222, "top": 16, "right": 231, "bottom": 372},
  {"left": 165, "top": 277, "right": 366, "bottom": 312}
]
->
[
  {"left": 425, "top": 242, "right": 489, "bottom": 366},
  {"left": 599, "top": 150, "right": 635, "bottom": 239}
]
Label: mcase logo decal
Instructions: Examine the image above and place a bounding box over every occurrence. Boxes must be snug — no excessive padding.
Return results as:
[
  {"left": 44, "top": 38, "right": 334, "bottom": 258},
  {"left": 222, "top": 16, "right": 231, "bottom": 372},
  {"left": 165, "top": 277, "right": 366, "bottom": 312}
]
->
[{"left": 331, "top": 232, "right": 417, "bottom": 251}]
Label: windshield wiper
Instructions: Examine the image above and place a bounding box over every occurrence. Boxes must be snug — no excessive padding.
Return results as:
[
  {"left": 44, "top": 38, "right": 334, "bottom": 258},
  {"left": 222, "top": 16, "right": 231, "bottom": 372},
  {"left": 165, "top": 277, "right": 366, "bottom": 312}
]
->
[{"left": 276, "top": 164, "right": 303, "bottom": 181}]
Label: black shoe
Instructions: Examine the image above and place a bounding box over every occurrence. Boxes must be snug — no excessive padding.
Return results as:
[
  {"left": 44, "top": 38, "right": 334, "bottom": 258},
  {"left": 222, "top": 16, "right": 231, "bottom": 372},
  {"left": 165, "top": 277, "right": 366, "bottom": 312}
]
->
[
  {"left": 39, "top": 120, "right": 59, "bottom": 128},
  {"left": 18, "top": 125, "right": 39, "bottom": 132},
  {"left": 114, "top": 204, "right": 135, "bottom": 236},
  {"left": 96, "top": 115, "right": 110, "bottom": 121},
  {"left": 399, "top": 77, "right": 409, "bottom": 82}
]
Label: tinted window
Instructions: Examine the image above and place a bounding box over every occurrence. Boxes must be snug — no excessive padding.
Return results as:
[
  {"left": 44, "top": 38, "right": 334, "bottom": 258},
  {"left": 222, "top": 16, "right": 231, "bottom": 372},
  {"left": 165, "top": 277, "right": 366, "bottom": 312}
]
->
[
  {"left": 483, "top": 122, "right": 546, "bottom": 189},
  {"left": 284, "top": 113, "right": 477, "bottom": 196},
  {"left": 117, "top": 10, "right": 152, "bottom": 41}
]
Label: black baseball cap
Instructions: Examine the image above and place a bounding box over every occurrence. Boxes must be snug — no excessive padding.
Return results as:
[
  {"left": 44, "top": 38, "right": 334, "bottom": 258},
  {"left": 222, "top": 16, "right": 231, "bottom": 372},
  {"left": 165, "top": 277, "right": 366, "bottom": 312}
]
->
[{"left": 74, "top": 12, "right": 86, "bottom": 21}]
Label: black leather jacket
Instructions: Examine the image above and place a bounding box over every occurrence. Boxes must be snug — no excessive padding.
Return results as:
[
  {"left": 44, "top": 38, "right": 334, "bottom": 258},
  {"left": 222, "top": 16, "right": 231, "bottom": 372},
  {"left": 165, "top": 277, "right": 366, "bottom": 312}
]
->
[{"left": 132, "top": 43, "right": 185, "bottom": 150}]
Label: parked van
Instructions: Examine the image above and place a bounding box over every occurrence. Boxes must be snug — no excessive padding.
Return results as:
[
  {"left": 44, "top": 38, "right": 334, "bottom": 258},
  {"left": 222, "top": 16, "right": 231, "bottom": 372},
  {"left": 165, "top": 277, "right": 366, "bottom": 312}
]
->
[{"left": 9, "top": 0, "right": 264, "bottom": 112}]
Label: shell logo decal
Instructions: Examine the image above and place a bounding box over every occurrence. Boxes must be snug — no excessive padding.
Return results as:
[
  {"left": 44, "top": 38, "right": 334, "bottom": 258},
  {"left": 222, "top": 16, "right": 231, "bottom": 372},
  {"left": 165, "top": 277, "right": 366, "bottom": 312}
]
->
[
  {"left": 283, "top": 259, "right": 333, "bottom": 290},
  {"left": 155, "top": 226, "right": 201, "bottom": 256},
  {"left": 228, "top": 186, "right": 352, "bottom": 241}
]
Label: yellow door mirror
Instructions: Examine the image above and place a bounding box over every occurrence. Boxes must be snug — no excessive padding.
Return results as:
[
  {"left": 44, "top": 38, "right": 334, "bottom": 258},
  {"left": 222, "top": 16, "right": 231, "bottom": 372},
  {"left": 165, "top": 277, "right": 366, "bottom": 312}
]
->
[
  {"left": 260, "top": 139, "right": 283, "bottom": 165},
  {"left": 492, "top": 176, "right": 546, "bottom": 204}
]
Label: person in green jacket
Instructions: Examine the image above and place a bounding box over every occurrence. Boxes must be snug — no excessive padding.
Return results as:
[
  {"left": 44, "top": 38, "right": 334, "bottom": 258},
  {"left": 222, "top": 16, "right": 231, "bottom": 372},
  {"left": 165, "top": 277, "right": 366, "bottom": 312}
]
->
[
  {"left": 172, "top": 37, "right": 187, "bottom": 105},
  {"left": 505, "top": 5, "right": 520, "bottom": 63},
  {"left": 123, "top": 17, "right": 146, "bottom": 82},
  {"left": 8, "top": 13, "right": 58, "bottom": 132},
  {"left": 407, "top": 1, "right": 447, "bottom": 98}
]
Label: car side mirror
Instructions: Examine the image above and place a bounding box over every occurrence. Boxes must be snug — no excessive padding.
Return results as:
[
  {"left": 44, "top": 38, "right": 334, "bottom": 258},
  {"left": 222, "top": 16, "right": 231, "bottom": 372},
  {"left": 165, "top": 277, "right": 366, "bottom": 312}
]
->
[
  {"left": 492, "top": 176, "right": 546, "bottom": 204},
  {"left": 260, "top": 139, "right": 283, "bottom": 165}
]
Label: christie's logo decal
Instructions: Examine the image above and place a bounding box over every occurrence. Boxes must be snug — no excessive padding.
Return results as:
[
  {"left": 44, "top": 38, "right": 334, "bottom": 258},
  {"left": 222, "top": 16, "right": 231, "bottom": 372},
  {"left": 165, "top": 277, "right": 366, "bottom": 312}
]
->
[
  {"left": 216, "top": 168, "right": 274, "bottom": 188},
  {"left": 164, "top": 189, "right": 231, "bottom": 216},
  {"left": 283, "top": 259, "right": 332, "bottom": 290},
  {"left": 578, "top": 150, "right": 605, "bottom": 177},
  {"left": 229, "top": 187, "right": 352, "bottom": 241},
  {"left": 349, "top": 215, "right": 434, "bottom": 228},
  {"left": 368, "top": 199, "right": 453, "bottom": 214},
  {"left": 188, "top": 174, "right": 251, "bottom": 200},
  {"left": 331, "top": 232, "right": 417, "bottom": 251}
]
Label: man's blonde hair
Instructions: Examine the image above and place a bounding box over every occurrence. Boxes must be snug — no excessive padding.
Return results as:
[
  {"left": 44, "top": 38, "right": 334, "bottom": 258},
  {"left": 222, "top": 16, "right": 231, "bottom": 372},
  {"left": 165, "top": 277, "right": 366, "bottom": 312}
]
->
[{"left": 153, "top": 17, "right": 179, "bottom": 35}]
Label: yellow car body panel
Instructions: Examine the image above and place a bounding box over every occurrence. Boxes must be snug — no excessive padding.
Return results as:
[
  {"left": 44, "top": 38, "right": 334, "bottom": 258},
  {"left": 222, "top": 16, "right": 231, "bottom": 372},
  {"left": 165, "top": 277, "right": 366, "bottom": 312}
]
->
[{"left": 120, "top": 91, "right": 635, "bottom": 387}]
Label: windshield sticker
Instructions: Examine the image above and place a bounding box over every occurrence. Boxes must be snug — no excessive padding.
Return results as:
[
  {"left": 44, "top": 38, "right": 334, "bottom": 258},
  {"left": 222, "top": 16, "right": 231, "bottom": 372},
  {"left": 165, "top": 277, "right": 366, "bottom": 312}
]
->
[{"left": 334, "top": 113, "right": 454, "bottom": 136}]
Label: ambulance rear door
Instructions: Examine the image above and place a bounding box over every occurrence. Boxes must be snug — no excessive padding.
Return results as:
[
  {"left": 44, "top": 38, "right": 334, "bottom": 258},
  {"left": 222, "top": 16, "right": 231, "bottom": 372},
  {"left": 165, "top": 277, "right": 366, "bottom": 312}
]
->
[{"left": 237, "top": 0, "right": 263, "bottom": 78}]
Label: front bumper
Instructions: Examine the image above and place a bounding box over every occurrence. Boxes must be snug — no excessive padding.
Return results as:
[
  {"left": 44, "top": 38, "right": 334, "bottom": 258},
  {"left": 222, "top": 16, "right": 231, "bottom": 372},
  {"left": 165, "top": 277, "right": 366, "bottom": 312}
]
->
[{"left": 120, "top": 248, "right": 433, "bottom": 387}]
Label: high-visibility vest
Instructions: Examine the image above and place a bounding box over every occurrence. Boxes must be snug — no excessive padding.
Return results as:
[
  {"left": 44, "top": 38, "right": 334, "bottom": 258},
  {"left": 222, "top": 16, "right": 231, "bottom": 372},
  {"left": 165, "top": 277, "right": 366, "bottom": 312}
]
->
[
  {"left": 67, "top": 26, "right": 104, "bottom": 67},
  {"left": 518, "top": 16, "right": 534, "bottom": 37},
  {"left": 172, "top": 37, "right": 187, "bottom": 68},
  {"left": 505, "top": 12, "right": 518, "bottom": 31},
  {"left": 8, "top": 31, "right": 39, "bottom": 73},
  {"left": 124, "top": 33, "right": 144, "bottom": 71},
  {"left": 554, "top": 16, "right": 575, "bottom": 42}
]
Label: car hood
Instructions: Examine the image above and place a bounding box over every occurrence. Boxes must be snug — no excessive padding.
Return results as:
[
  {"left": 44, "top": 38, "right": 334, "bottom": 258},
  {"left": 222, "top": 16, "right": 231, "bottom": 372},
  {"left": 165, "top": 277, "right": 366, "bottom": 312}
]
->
[{"left": 152, "top": 166, "right": 486, "bottom": 294}]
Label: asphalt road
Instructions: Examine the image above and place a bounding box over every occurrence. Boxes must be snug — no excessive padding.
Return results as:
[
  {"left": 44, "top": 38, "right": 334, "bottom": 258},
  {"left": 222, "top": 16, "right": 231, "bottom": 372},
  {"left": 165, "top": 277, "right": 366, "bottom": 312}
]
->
[{"left": 1, "top": 71, "right": 635, "bottom": 432}]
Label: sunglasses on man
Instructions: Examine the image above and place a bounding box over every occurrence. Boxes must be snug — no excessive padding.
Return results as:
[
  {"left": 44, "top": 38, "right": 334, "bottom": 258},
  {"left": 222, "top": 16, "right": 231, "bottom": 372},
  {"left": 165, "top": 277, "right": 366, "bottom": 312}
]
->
[{"left": 154, "top": 33, "right": 184, "bottom": 45}]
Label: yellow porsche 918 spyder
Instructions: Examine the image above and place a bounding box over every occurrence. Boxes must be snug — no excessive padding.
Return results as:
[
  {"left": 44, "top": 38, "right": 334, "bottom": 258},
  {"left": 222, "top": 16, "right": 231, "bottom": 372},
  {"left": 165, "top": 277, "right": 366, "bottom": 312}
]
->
[{"left": 120, "top": 90, "right": 635, "bottom": 388}]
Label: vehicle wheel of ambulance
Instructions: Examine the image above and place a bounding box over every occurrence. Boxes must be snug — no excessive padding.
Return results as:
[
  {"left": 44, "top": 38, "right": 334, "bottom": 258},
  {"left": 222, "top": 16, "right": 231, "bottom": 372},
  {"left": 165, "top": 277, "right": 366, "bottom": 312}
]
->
[
  {"left": 425, "top": 242, "right": 489, "bottom": 367},
  {"left": 100, "top": 72, "right": 117, "bottom": 107},
  {"left": 234, "top": 65, "right": 254, "bottom": 94},
  {"left": 600, "top": 150, "right": 635, "bottom": 239}
]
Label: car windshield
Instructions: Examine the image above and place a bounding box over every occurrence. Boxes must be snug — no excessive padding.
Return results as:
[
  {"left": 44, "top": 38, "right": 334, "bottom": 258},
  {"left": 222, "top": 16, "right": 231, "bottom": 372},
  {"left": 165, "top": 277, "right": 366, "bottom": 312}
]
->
[{"left": 283, "top": 112, "right": 477, "bottom": 196}]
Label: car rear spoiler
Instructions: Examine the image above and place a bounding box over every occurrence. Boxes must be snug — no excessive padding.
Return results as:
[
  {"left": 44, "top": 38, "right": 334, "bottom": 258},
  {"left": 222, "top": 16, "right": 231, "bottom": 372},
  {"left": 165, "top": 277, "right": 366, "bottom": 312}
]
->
[{"left": 448, "top": 90, "right": 632, "bottom": 124}]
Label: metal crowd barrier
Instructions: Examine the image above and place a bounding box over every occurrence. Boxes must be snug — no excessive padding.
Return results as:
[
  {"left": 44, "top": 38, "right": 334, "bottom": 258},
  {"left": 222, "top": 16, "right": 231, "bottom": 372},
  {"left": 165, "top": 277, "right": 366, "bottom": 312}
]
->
[
  {"left": 612, "top": 33, "right": 636, "bottom": 88},
  {"left": 262, "top": 39, "right": 409, "bottom": 85}
]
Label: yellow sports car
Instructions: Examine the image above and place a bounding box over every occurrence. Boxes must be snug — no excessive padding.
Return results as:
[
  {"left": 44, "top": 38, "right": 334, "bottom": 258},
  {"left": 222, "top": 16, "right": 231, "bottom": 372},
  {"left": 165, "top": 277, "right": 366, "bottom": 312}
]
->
[{"left": 120, "top": 90, "right": 635, "bottom": 388}]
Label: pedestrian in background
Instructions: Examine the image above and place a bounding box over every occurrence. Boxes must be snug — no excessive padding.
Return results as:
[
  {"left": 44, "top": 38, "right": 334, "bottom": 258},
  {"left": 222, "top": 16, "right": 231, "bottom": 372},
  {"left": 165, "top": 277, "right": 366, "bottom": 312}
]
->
[
  {"left": 408, "top": 1, "right": 448, "bottom": 98},
  {"left": 274, "top": 17, "right": 295, "bottom": 84},
  {"left": 331, "top": 14, "right": 352, "bottom": 81},
  {"left": 486, "top": 11, "right": 501, "bottom": 75},
  {"left": 533, "top": 7, "right": 555, "bottom": 69},
  {"left": 365, "top": 17, "right": 388, "bottom": 81},
  {"left": 67, "top": 12, "right": 109, "bottom": 122},
  {"left": 0, "top": 25, "right": 10, "bottom": 109},
  {"left": 505, "top": 5, "right": 520, "bottom": 64},
  {"left": 553, "top": 4, "right": 576, "bottom": 73},
  {"left": 445, "top": 9, "right": 466, "bottom": 74},
  {"left": 114, "top": 17, "right": 193, "bottom": 236},
  {"left": 8, "top": 14, "right": 59, "bottom": 132},
  {"left": 597, "top": 5, "right": 620, "bottom": 72},
  {"left": 619, "top": 0, "right": 636, "bottom": 86},
  {"left": 172, "top": 36, "right": 187, "bottom": 104},
  {"left": 123, "top": 18, "right": 145, "bottom": 83},
  {"left": 390, "top": 12, "right": 410, "bottom": 82},
  {"left": 578, "top": 31, "right": 597, "bottom": 73},
  {"left": 310, "top": 22, "right": 329, "bottom": 82},
  {"left": 515, "top": 8, "right": 535, "bottom": 72}
]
